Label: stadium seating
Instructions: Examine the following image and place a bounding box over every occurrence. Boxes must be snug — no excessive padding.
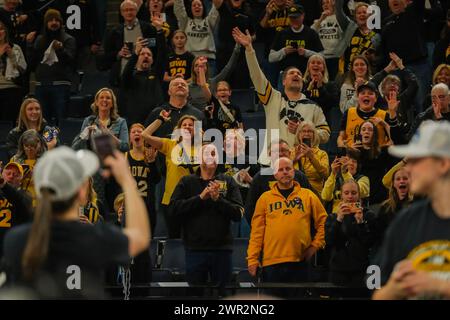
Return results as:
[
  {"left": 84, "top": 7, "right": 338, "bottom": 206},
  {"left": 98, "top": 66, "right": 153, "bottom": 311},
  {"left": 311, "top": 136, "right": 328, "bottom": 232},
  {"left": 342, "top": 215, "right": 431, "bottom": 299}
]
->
[
  {"left": 58, "top": 118, "right": 84, "bottom": 146},
  {"left": 0, "top": 121, "right": 13, "bottom": 145}
]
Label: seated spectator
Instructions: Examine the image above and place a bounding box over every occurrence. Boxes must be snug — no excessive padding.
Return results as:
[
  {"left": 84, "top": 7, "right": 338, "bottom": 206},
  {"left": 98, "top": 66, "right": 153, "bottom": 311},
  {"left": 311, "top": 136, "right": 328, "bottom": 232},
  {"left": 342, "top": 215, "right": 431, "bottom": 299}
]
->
[
  {"left": 269, "top": 5, "right": 323, "bottom": 78},
  {"left": 0, "top": 0, "right": 38, "bottom": 48},
  {"left": 2, "top": 147, "right": 150, "bottom": 299},
  {"left": 120, "top": 14, "right": 166, "bottom": 125},
  {"left": 174, "top": 0, "right": 223, "bottom": 74},
  {"left": 340, "top": 55, "right": 372, "bottom": 113},
  {"left": 102, "top": 0, "right": 158, "bottom": 86},
  {"left": 321, "top": 154, "right": 370, "bottom": 214},
  {"left": 325, "top": 179, "right": 377, "bottom": 286},
  {"left": 335, "top": 0, "right": 380, "bottom": 75},
  {"left": 0, "top": 161, "right": 32, "bottom": 258},
  {"left": 311, "top": 0, "right": 343, "bottom": 80},
  {"left": 26, "top": 8, "right": 76, "bottom": 126},
  {"left": 163, "top": 30, "right": 195, "bottom": 82},
  {"left": 433, "top": 9, "right": 450, "bottom": 70},
  {"left": 6, "top": 97, "right": 58, "bottom": 159},
  {"left": 293, "top": 121, "right": 329, "bottom": 194},
  {"left": 171, "top": 142, "right": 244, "bottom": 297},
  {"left": 372, "top": 53, "right": 419, "bottom": 126},
  {"left": 233, "top": 27, "right": 330, "bottom": 165},
  {"left": 11, "top": 129, "right": 48, "bottom": 206},
  {"left": 422, "top": 64, "right": 450, "bottom": 111},
  {"left": 78, "top": 177, "right": 107, "bottom": 224},
  {"left": 337, "top": 82, "right": 395, "bottom": 149},
  {"left": 410, "top": 83, "right": 450, "bottom": 137},
  {"left": 349, "top": 119, "right": 398, "bottom": 205},
  {"left": 127, "top": 123, "right": 161, "bottom": 234},
  {"left": 205, "top": 80, "right": 243, "bottom": 134},
  {"left": 245, "top": 139, "right": 314, "bottom": 224},
  {"left": 247, "top": 157, "right": 327, "bottom": 297},
  {"left": 188, "top": 43, "right": 241, "bottom": 110},
  {"left": 0, "top": 20, "right": 27, "bottom": 125},
  {"left": 142, "top": 112, "right": 201, "bottom": 238},
  {"left": 302, "top": 54, "right": 339, "bottom": 118},
  {"left": 216, "top": 0, "right": 255, "bottom": 89}
]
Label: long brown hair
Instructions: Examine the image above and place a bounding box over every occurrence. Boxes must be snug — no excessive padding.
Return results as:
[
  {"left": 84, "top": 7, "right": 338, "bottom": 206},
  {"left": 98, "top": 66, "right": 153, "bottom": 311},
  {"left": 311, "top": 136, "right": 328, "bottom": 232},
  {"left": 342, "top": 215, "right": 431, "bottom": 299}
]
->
[
  {"left": 22, "top": 189, "right": 77, "bottom": 280},
  {"left": 381, "top": 167, "right": 413, "bottom": 213},
  {"left": 343, "top": 55, "right": 371, "bottom": 85},
  {"left": 90, "top": 88, "right": 120, "bottom": 121},
  {"left": 190, "top": 56, "right": 210, "bottom": 84},
  {"left": 173, "top": 115, "right": 199, "bottom": 143},
  {"left": 17, "top": 98, "right": 44, "bottom": 131}
]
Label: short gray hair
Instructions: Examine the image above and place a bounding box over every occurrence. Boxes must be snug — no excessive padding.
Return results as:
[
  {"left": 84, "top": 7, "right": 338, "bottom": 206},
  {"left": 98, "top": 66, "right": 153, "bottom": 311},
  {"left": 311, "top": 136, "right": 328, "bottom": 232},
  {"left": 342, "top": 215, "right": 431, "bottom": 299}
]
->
[{"left": 431, "top": 83, "right": 450, "bottom": 95}]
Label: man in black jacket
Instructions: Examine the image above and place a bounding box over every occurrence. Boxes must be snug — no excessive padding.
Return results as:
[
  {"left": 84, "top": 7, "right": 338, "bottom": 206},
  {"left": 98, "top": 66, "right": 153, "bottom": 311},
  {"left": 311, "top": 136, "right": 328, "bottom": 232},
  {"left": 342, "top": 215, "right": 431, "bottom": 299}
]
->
[
  {"left": 102, "top": 0, "right": 158, "bottom": 87},
  {"left": 27, "top": 8, "right": 76, "bottom": 126},
  {"left": 170, "top": 142, "right": 244, "bottom": 296},
  {"left": 0, "top": 162, "right": 32, "bottom": 259},
  {"left": 245, "top": 138, "right": 313, "bottom": 224}
]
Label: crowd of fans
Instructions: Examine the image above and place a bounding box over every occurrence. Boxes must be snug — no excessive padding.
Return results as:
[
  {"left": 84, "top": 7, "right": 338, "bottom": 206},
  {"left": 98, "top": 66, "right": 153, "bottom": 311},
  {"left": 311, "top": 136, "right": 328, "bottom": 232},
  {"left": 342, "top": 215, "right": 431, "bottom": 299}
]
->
[{"left": 0, "top": 0, "right": 449, "bottom": 299}]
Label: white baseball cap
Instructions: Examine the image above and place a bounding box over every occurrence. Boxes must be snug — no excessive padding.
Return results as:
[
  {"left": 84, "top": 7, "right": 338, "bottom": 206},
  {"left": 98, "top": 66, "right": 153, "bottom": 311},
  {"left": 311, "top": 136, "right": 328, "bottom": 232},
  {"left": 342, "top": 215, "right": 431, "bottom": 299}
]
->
[
  {"left": 389, "top": 121, "right": 450, "bottom": 159},
  {"left": 33, "top": 146, "right": 100, "bottom": 201}
]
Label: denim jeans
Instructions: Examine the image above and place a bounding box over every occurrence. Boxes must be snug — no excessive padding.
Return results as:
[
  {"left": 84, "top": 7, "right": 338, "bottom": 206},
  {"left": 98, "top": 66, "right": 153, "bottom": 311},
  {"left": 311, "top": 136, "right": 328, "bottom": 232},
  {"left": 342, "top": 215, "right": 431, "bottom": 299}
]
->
[
  {"left": 35, "top": 84, "right": 70, "bottom": 126},
  {"left": 185, "top": 249, "right": 232, "bottom": 297}
]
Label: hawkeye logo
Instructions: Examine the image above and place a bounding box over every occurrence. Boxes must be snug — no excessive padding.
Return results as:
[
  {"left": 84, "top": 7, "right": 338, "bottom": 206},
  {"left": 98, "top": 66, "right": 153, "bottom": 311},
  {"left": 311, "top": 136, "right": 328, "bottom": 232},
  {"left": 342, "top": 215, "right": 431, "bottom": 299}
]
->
[{"left": 269, "top": 197, "right": 304, "bottom": 215}]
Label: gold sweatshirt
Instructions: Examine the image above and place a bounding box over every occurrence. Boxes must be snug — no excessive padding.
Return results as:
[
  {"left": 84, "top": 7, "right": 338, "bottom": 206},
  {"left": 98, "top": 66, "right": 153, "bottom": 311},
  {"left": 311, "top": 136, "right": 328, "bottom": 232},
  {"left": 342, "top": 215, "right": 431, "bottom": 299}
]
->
[{"left": 247, "top": 182, "right": 327, "bottom": 267}]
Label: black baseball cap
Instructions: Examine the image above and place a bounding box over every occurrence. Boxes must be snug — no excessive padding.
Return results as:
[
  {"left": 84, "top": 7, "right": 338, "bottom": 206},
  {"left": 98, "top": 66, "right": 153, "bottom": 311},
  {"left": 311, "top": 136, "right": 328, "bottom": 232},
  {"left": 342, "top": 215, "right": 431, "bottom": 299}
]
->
[
  {"left": 357, "top": 81, "right": 378, "bottom": 95},
  {"left": 288, "top": 5, "right": 305, "bottom": 17}
]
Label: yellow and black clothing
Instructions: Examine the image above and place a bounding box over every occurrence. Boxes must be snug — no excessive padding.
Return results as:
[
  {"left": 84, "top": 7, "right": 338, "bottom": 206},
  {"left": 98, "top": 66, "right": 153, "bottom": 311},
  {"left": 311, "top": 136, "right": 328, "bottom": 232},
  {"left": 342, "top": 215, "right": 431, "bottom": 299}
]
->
[
  {"left": 11, "top": 158, "right": 37, "bottom": 207},
  {"left": 293, "top": 147, "right": 329, "bottom": 195},
  {"left": 0, "top": 183, "right": 32, "bottom": 257},
  {"left": 321, "top": 171, "right": 370, "bottom": 214},
  {"left": 159, "top": 138, "right": 200, "bottom": 205},
  {"left": 302, "top": 80, "right": 340, "bottom": 116},
  {"left": 80, "top": 200, "right": 106, "bottom": 224},
  {"left": 165, "top": 51, "right": 195, "bottom": 81},
  {"left": 205, "top": 96, "right": 243, "bottom": 135},
  {"left": 340, "top": 107, "right": 391, "bottom": 147},
  {"left": 341, "top": 28, "right": 379, "bottom": 73},
  {"left": 259, "top": 7, "right": 291, "bottom": 54},
  {"left": 247, "top": 182, "right": 327, "bottom": 268},
  {"left": 126, "top": 151, "right": 161, "bottom": 233},
  {"left": 377, "top": 200, "right": 450, "bottom": 299}
]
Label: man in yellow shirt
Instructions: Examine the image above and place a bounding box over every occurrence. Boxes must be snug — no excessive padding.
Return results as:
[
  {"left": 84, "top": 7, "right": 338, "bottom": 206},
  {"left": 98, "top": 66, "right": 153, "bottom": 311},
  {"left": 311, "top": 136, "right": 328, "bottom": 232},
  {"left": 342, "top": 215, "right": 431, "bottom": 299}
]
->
[{"left": 247, "top": 157, "right": 327, "bottom": 296}]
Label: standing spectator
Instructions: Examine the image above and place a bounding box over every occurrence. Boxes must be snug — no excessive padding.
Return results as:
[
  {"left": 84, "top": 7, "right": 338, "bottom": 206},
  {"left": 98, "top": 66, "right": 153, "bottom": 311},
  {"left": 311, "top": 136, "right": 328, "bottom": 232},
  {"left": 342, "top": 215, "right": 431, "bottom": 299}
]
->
[
  {"left": 321, "top": 154, "right": 370, "bottom": 214},
  {"left": 11, "top": 129, "right": 48, "bottom": 206},
  {"left": 293, "top": 121, "right": 329, "bottom": 194},
  {"left": 0, "top": 161, "right": 32, "bottom": 258},
  {"left": 247, "top": 157, "right": 327, "bottom": 296},
  {"left": 6, "top": 98, "right": 58, "bottom": 159},
  {"left": 171, "top": 142, "right": 244, "bottom": 296},
  {"left": 269, "top": 5, "right": 323, "bottom": 78},
  {"left": 378, "top": 0, "right": 429, "bottom": 115},
  {"left": 163, "top": 30, "right": 195, "bottom": 82},
  {"left": 142, "top": 112, "right": 202, "bottom": 238},
  {"left": 2, "top": 147, "right": 150, "bottom": 299},
  {"left": 120, "top": 14, "right": 167, "bottom": 125},
  {"left": 0, "top": 20, "right": 26, "bottom": 125},
  {"left": 302, "top": 53, "right": 340, "bottom": 117},
  {"left": 410, "top": 83, "right": 450, "bottom": 137},
  {"left": 217, "top": 0, "right": 255, "bottom": 89},
  {"left": 174, "top": 0, "right": 223, "bottom": 75},
  {"left": 102, "top": 0, "right": 158, "bottom": 86},
  {"left": 335, "top": 0, "right": 381, "bottom": 75},
  {"left": 26, "top": 8, "right": 76, "bottom": 126},
  {"left": 433, "top": 9, "right": 450, "bottom": 69},
  {"left": 311, "top": 0, "right": 343, "bottom": 80},
  {"left": 188, "top": 43, "right": 241, "bottom": 110},
  {"left": 373, "top": 121, "right": 450, "bottom": 300},
  {"left": 372, "top": 53, "right": 419, "bottom": 126},
  {"left": 325, "top": 179, "right": 377, "bottom": 286},
  {"left": 233, "top": 27, "right": 330, "bottom": 165},
  {"left": 340, "top": 55, "right": 372, "bottom": 113},
  {"left": 245, "top": 139, "right": 314, "bottom": 224}
]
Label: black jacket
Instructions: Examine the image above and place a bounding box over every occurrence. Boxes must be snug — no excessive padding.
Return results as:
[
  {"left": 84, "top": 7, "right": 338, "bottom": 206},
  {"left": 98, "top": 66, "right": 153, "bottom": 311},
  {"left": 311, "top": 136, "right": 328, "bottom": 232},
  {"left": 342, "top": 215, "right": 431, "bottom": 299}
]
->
[
  {"left": 409, "top": 107, "right": 450, "bottom": 139},
  {"left": 325, "top": 209, "right": 377, "bottom": 274},
  {"left": 245, "top": 169, "right": 313, "bottom": 224},
  {"left": 101, "top": 20, "right": 158, "bottom": 86},
  {"left": 170, "top": 171, "right": 244, "bottom": 250}
]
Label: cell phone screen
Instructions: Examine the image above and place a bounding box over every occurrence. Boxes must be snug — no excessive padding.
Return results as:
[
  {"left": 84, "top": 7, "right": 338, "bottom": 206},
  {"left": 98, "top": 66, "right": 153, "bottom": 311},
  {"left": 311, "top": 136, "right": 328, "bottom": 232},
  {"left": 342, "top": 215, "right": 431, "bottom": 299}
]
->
[
  {"left": 92, "top": 134, "right": 115, "bottom": 162},
  {"left": 303, "top": 138, "right": 311, "bottom": 147}
]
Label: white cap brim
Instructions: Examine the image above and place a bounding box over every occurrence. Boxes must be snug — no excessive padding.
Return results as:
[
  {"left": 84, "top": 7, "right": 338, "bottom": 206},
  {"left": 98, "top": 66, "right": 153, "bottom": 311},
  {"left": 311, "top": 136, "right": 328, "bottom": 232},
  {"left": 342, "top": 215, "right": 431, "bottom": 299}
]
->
[{"left": 388, "top": 145, "right": 432, "bottom": 159}]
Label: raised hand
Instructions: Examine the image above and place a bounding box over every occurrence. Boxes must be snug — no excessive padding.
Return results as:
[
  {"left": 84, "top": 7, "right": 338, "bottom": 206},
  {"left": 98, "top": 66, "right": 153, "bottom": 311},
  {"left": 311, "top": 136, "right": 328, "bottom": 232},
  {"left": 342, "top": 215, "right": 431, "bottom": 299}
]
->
[
  {"left": 151, "top": 12, "right": 164, "bottom": 30},
  {"left": 232, "top": 27, "right": 252, "bottom": 49},
  {"left": 432, "top": 100, "right": 443, "bottom": 119},
  {"left": 387, "top": 90, "right": 399, "bottom": 117}
]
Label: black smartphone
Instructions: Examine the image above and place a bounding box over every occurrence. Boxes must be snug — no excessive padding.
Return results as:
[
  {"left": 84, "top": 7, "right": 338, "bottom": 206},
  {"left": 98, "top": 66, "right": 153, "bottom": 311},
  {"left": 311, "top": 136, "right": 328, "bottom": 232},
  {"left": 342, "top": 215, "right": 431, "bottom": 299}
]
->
[
  {"left": 337, "top": 147, "right": 347, "bottom": 158},
  {"left": 303, "top": 138, "right": 311, "bottom": 147},
  {"left": 291, "top": 42, "right": 298, "bottom": 49},
  {"left": 92, "top": 134, "right": 116, "bottom": 164},
  {"left": 125, "top": 41, "right": 133, "bottom": 52},
  {"left": 354, "top": 134, "right": 362, "bottom": 144}
]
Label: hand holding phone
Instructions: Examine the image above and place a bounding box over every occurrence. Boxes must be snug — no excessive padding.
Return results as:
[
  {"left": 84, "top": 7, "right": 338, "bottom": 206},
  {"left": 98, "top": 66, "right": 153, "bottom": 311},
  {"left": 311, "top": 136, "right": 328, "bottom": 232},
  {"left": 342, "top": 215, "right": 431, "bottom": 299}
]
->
[{"left": 92, "top": 133, "right": 117, "bottom": 166}]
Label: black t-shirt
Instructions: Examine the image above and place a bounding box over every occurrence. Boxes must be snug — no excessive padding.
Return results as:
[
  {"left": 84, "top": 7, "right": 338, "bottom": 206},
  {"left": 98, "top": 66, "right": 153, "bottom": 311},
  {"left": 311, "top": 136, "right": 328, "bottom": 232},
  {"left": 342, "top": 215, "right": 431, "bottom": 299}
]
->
[
  {"left": 165, "top": 51, "right": 195, "bottom": 81},
  {"left": 270, "top": 26, "right": 323, "bottom": 74},
  {"left": 3, "top": 221, "right": 129, "bottom": 298},
  {"left": 378, "top": 200, "right": 450, "bottom": 293},
  {"left": 277, "top": 185, "right": 295, "bottom": 199}
]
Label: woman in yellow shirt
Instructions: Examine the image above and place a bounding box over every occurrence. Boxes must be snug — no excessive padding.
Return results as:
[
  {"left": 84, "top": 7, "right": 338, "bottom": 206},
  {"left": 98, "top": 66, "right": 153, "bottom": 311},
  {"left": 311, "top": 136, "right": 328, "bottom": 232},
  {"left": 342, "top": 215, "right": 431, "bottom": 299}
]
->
[
  {"left": 292, "top": 121, "right": 329, "bottom": 195},
  {"left": 142, "top": 111, "right": 201, "bottom": 238}
]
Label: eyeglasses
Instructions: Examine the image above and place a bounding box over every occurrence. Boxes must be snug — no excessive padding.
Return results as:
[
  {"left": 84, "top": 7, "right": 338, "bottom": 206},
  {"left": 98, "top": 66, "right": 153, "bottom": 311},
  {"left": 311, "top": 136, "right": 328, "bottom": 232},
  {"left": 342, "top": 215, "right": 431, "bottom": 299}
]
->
[{"left": 431, "top": 95, "right": 447, "bottom": 100}]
